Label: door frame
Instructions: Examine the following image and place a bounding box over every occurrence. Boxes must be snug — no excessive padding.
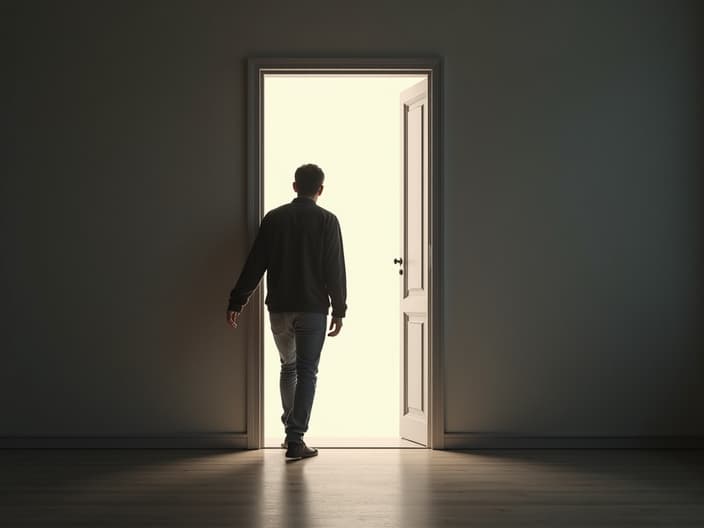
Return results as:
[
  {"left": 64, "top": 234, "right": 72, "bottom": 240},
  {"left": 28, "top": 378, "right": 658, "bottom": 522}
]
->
[{"left": 245, "top": 57, "right": 444, "bottom": 449}]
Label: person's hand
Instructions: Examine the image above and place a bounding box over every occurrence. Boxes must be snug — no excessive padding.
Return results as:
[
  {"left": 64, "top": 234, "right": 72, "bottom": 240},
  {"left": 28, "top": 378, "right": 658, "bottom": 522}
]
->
[
  {"left": 328, "top": 316, "right": 343, "bottom": 337},
  {"left": 226, "top": 310, "right": 241, "bottom": 328}
]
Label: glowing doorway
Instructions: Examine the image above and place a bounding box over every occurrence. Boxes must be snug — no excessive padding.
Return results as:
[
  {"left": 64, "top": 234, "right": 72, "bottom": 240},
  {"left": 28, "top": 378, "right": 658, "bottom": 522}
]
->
[{"left": 262, "top": 74, "right": 426, "bottom": 447}]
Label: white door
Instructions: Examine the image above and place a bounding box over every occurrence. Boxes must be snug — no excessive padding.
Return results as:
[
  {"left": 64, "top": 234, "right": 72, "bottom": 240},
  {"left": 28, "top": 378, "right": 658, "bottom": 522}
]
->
[{"left": 399, "top": 79, "right": 429, "bottom": 446}]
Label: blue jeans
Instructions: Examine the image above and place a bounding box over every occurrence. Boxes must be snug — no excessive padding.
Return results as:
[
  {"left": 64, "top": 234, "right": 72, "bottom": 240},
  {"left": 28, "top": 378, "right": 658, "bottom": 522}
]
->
[{"left": 269, "top": 311, "right": 327, "bottom": 443}]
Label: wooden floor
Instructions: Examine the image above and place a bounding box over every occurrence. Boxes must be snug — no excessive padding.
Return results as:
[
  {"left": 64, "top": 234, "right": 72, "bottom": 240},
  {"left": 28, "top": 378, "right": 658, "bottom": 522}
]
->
[{"left": 1, "top": 448, "right": 703, "bottom": 527}]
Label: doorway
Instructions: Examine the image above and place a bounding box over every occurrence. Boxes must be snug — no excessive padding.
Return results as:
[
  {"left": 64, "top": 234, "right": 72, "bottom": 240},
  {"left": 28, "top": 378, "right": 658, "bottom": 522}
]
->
[{"left": 245, "top": 58, "right": 444, "bottom": 450}]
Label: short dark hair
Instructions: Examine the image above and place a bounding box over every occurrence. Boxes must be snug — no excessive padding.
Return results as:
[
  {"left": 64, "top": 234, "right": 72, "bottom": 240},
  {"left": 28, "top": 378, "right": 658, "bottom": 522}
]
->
[{"left": 295, "top": 163, "right": 325, "bottom": 195}]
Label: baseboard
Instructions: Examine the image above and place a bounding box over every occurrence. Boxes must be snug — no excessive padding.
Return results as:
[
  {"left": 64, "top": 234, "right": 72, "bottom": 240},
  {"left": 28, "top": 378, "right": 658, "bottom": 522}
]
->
[
  {"left": 443, "top": 433, "right": 704, "bottom": 449},
  {"left": 4, "top": 433, "right": 700, "bottom": 450},
  {"left": 0, "top": 433, "right": 249, "bottom": 449}
]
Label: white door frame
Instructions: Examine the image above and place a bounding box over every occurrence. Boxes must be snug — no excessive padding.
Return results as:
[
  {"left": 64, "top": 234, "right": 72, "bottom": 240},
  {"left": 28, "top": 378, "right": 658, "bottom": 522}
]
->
[{"left": 245, "top": 57, "right": 444, "bottom": 449}]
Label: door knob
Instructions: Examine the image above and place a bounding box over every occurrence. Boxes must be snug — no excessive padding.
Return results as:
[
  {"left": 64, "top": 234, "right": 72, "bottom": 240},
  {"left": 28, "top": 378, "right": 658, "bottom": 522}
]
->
[{"left": 394, "top": 258, "right": 403, "bottom": 265}]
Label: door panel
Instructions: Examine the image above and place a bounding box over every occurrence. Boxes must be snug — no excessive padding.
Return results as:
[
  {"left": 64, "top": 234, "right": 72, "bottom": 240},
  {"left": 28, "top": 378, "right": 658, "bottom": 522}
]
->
[
  {"left": 400, "top": 78, "right": 429, "bottom": 446},
  {"left": 405, "top": 103, "right": 425, "bottom": 294},
  {"left": 404, "top": 314, "right": 425, "bottom": 414}
]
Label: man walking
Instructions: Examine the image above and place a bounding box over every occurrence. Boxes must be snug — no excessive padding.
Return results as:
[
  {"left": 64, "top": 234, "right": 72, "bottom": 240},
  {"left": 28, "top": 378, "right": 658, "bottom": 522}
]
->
[{"left": 226, "top": 163, "right": 347, "bottom": 460}]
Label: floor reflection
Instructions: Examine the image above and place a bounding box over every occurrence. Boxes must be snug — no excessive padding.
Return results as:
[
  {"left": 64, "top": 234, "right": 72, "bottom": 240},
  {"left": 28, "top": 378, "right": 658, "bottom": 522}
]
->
[{"left": 1, "top": 448, "right": 702, "bottom": 527}]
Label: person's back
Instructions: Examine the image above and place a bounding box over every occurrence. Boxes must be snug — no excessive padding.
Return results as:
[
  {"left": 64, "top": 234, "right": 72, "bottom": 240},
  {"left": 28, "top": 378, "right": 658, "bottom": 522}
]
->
[
  {"left": 225, "top": 163, "right": 346, "bottom": 460},
  {"left": 254, "top": 197, "right": 346, "bottom": 318}
]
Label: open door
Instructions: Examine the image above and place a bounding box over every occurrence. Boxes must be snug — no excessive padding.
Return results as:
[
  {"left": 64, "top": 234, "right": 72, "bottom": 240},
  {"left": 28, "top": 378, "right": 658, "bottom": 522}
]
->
[{"left": 399, "top": 78, "right": 429, "bottom": 446}]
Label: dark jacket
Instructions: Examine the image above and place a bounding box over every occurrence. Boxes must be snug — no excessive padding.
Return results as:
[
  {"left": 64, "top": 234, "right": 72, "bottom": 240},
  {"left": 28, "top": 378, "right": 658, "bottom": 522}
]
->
[{"left": 227, "top": 196, "right": 347, "bottom": 318}]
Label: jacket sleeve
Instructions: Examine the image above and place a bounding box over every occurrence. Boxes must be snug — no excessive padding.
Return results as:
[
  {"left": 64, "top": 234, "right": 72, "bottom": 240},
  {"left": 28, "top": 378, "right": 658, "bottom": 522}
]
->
[
  {"left": 323, "top": 215, "right": 347, "bottom": 318},
  {"left": 227, "top": 216, "right": 269, "bottom": 312}
]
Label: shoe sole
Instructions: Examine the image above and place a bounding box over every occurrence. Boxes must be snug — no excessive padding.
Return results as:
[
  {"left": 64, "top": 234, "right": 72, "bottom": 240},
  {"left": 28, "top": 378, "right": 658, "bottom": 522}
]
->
[{"left": 285, "top": 450, "right": 318, "bottom": 460}]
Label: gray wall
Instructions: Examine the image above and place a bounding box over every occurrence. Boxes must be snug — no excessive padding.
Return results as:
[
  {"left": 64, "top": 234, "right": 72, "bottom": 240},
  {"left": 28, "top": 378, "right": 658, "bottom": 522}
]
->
[{"left": 4, "top": 0, "right": 702, "bottom": 439}]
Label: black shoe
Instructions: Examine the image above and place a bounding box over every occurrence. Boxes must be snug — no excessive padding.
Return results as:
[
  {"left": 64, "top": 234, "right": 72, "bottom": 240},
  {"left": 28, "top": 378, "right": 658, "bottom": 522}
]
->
[{"left": 285, "top": 440, "right": 318, "bottom": 459}]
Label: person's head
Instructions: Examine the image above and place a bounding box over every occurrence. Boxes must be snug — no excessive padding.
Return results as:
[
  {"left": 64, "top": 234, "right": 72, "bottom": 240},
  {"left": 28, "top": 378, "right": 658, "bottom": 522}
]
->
[{"left": 293, "top": 163, "right": 325, "bottom": 201}]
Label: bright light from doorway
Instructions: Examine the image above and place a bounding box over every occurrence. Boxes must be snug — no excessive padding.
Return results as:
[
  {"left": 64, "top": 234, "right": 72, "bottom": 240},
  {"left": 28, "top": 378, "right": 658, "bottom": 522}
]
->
[{"left": 262, "top": 74, "right": 426, "bottom": 445}]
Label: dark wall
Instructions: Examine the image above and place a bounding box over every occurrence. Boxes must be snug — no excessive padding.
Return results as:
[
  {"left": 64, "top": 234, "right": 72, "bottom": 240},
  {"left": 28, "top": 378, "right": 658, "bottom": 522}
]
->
[{"left": 4, "top": 0, "right": 702, "bottom": 437}]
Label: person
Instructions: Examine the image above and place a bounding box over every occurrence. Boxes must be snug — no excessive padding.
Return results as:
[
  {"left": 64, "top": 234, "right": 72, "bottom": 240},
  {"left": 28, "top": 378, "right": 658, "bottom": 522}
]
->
[{"left": 225, "top": 163, "right": 347, "bottom": 460}]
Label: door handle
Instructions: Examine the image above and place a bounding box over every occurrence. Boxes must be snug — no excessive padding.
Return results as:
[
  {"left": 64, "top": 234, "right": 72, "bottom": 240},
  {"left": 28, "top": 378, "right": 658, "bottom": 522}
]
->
[{"left": 394, "top": 258, "right": 403, "bottom": 275}]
